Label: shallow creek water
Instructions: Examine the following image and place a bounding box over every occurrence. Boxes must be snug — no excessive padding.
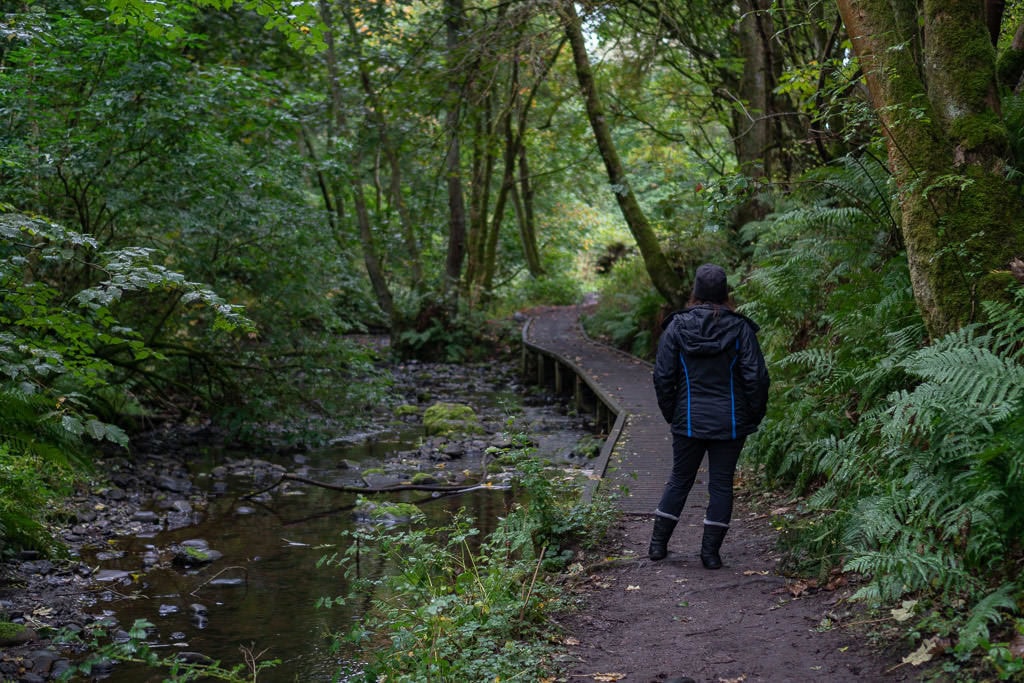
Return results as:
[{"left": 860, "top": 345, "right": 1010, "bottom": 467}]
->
[{"left": 80, "top": 401, "right": 592, "bottom": 681}]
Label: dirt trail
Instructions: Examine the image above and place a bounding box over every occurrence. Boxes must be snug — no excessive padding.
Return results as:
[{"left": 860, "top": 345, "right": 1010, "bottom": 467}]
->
[{"left": 554, "top": 496, "right": 918, "bottom": 683}]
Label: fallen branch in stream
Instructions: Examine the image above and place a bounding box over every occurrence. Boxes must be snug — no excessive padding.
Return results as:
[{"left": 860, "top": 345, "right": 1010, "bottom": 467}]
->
[
  {"left": 190, "top": 566, "right": 248, "bottom": 597},
  {"left": 243, "top": 472, "right": 511, "bottom": 500}
]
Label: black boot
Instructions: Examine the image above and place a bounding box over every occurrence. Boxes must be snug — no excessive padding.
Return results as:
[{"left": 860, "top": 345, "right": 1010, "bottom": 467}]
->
[
  {"left": 700, "top": 524, "right": 728, "bottom": 569},
  {"left": 648, "top": 515, "right": 678, "bottom": 561}
]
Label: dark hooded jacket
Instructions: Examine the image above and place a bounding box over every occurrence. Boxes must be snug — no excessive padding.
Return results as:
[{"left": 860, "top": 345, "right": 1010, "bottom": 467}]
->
[{"left": 653, "top": 305, "right": 770, "bottom": 439}]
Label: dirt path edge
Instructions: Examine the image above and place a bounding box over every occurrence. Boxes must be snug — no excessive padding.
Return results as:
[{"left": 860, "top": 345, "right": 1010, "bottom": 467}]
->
[{"left": 552, "top": 491, "right": 920, "bottom": 683}]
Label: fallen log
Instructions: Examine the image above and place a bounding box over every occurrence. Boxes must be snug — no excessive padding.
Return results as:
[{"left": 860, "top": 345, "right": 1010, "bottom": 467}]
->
[{"left": 244, "top": 472, "right": 511, "bottom": 500}]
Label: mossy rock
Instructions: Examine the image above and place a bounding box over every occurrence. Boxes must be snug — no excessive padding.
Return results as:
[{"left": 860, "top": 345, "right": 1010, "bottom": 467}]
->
[
  {"left": 423, "top": 402, "right": 484, "bottom": 436},
  {"left": 173, "top": 545, "right": 224, "bottom": 567},
  {"left": 0, "top": 621, "right": 36, "bottom": 646},
  {"left": 354, "top": 500, "right": 423, "bottom": 524},
  {"left": 395, "top": 404, "right": 420, "bottom": 417},
  {"left": 410, "top": 472, "right": 439, "bottom": 485}
]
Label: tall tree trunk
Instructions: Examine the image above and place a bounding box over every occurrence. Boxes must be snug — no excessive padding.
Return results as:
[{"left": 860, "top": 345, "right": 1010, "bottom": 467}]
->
[
  {"left": 317, "top": 0, "right": 395, "bottom": 322},
  {"left": 559, "top": 0, "right": 686, "bottom": 307},
  {"left": 480, "top": 109, "right": 516, "bottom": 296},
  {"left": 730, "top": 0, "right": 779, "bottom": 227},
  {"left": 465, "top": 92, "right": 495, "bottom": 301},
  {"left": 443, "top": 0, "right": 469, "bottom": 302},
  {"left": 837, "top": 0, "right": 1024, "bottom": 336},
  {"left": 510, "top": 39, "right": 545, "bottom": 278},
  {"left": 515, "top": 145, "right": 543, "bottom": 277},
  {"left": 352, "top": 179, "right": 394, "bottom": 319}
]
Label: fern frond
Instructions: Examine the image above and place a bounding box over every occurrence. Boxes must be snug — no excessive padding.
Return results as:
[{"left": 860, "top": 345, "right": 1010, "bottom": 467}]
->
[
  {"left": 0, "top": 389, "right": 89, "bottom": 469},
  {"left": 902, "top": 345, "right": 1024, "bottom": 410},
  {"left": 846, "top": 547, "right": 965, "bottom": 603},
  {"left": 980, "top": 294, "right": 1024, "bottom": 360},
  {"left": 841, "top": 486, "right": 913, "bottom": 550},
  {"left": 954, "top": 583, "right": 1019, "bottom": 654},
  {"left": 777, "top": 348, "right": 836, "bottom": 380}
]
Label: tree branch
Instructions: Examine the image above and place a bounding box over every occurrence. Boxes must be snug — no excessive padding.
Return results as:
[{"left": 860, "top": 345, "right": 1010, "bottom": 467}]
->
[{"left": 243, "top": 472, "right": 511, "bottom": 500}]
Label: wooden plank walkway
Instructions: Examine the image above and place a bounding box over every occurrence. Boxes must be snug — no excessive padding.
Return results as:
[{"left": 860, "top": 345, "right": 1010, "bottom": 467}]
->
[{"left": 522, "top": 305, "right": 708, "bottom": 517}]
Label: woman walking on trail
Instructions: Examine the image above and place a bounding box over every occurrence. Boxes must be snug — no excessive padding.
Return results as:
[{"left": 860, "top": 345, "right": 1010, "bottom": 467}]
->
[{"left": 649, "top": 263, "right": 770, "bottom": 568}]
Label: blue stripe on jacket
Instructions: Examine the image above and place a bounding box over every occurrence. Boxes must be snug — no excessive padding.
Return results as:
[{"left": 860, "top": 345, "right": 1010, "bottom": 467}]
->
[
  {"left": 679, "top": 352, "right": 691, "bottom": 436},
  {"left": 729, "top": 339, "right": 739, "bottom": 438}
]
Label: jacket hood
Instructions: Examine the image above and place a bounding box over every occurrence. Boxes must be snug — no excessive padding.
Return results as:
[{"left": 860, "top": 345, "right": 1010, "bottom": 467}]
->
[{"left": 667, "top": 305, "right": 757, "bottom": 357}]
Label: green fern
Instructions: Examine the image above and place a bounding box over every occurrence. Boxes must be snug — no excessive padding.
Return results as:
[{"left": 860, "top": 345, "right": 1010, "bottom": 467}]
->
[
  {"left": 744, "top": 152, "right": 1024, "bottom": 669},
  {"left": 954, "top": 583, "right": 1019, "bottom": 655}
]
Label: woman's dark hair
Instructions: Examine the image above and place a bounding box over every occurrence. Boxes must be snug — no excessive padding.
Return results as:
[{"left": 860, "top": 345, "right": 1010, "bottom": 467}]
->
[{"left": 687, "top": 296, "right": 735, "bottom": 311}]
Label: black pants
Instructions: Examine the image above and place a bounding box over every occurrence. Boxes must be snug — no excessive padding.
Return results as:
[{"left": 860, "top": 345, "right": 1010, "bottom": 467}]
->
[{"left": 655, "top": 434, "right": 745, "bottom": 526}]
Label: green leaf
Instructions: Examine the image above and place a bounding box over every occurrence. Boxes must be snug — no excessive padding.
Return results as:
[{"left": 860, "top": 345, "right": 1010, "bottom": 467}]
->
[{"left": 61, "top": 415, "right": 85, "bottom": 436}]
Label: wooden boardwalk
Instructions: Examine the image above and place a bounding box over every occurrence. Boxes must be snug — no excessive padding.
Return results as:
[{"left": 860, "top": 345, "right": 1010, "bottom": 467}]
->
[{"left": 522, "top": 305, "right": 708, "bottom": 516}]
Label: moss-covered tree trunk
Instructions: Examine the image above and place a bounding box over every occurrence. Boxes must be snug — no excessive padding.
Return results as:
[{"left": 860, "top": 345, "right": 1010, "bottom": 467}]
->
[
  {"left": 837, "top": 0, "right": 1024, "bottom": 336},
  {"left": 558, "top": 0, "right": 686, "bottom": 307}
]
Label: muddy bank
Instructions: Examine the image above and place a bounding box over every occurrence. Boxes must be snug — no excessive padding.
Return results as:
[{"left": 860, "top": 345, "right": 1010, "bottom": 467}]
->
[{"left": 0, "top": 359, "right": 598, "bottom": 681}]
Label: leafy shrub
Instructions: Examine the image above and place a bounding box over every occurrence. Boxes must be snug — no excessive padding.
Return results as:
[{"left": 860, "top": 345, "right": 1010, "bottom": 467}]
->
[
  {"left": 581, "top": 257, "right": 664, "bottom": 359},
  {"left": 0, "top": 213, "right": 247, "bottom": 553},
  {"left": 0, "top": 439, "right": 72, "bottom": 556},
  {"left": 510, "top": 272, "right": 583, "bottom": 307},
  {"left": 60, "top": 618, "right": 280, "bottom": 681},
  {"left": 321, "top": 510, "right": 562, "bottom": 682}
]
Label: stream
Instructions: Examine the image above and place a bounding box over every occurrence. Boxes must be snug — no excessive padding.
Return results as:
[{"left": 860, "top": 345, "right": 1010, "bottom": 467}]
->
[{"left": 74, "top": 364, "right": 597, "bottom": 681}]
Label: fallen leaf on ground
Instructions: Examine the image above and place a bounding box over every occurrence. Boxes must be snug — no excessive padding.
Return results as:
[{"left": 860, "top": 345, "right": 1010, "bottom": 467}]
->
[
  {"left": 902, "top": 636, "right": 941, "bottom": 666},
  {"left": 743, "top": 570, "right": 769, "bottom": 576},
  {"left": 563, "top": 637, "right": 580, "bottom": 646},
  {"left": 592, "top": 673, "right": 625, "bottom": 682},
  {"left": 824, "top": 572, "right": 848, "bottom": 590},
  {"left": 890, "top": 599, "right": 917, "bottom": 622},
  {"left": 625, "top": 585, "right": 640, "bottom": 591},
  {"left": 719, "top": 675, "right": 747, "bottom": 683}
]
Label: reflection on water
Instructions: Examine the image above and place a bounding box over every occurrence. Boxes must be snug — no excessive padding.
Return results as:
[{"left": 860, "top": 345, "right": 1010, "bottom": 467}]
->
[{"left": 83, "top": 410, "right": 588, "bottom": 681}]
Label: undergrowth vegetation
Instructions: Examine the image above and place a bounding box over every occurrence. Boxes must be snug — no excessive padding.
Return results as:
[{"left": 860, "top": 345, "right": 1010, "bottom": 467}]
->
[
  {"left": 317, "top": 449, "right": 619, "bottom": 682},
  {"left": 581, "top": 257, "right": 666, "bottom": 358}
]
